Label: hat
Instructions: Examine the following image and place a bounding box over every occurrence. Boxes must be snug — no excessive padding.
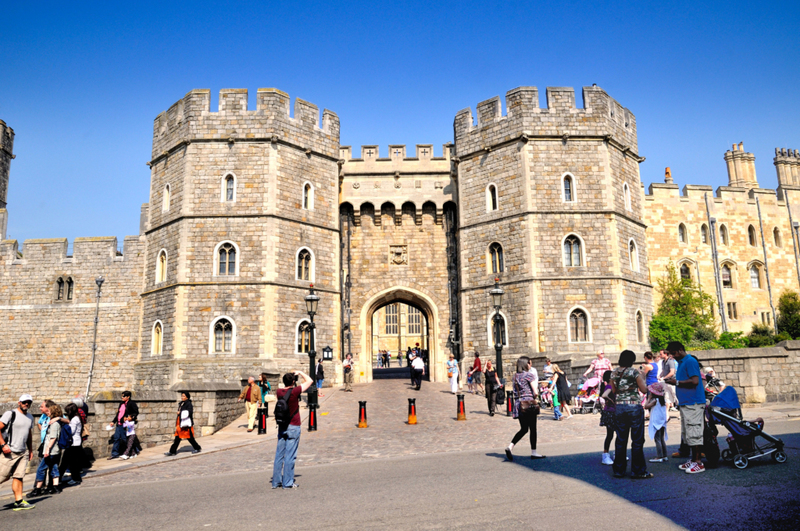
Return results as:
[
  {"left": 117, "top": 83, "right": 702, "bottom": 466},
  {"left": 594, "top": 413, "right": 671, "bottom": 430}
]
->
[
  {"left": 647, "top": 382, "right": 665, "bottom": 396},
  {"left": 72, "top": 397, "right": 85, "bottom": 408},
  {"left": 19, "top": 394, "right": 33, "bottom": 403}
]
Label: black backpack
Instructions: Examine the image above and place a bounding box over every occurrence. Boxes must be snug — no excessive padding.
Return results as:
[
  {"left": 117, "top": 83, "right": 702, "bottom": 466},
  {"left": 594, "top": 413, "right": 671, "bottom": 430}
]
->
[{"left": 273, "top": 388, "right": 295, "bottom": 427}]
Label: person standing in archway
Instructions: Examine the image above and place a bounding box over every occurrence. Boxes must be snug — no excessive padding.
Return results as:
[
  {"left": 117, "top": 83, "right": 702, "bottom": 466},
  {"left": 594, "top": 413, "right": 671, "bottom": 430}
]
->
[
  {"left": 446, "top": 354, "right": 459, "bottom": 394},
  {"left": 411, "top": 353, "right": 425, "bottom": 390}
]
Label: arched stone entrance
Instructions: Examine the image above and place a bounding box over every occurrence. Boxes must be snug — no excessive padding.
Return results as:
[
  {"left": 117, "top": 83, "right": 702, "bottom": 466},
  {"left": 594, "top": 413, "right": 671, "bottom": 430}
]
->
[{"left": 358, "top": 286, "right": 445, "bottom": 383}]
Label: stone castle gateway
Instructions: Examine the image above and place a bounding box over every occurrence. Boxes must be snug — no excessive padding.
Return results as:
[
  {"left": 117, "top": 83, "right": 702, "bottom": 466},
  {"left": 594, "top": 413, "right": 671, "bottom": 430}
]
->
[{"left": 2, "top": 86, "right": 799, "bottom": 425}]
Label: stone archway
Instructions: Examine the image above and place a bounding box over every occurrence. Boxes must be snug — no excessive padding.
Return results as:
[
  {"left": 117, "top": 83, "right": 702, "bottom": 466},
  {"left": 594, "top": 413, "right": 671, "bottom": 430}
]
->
[{"left": 358, "top": 286, "right": 444, "bottom": 383}]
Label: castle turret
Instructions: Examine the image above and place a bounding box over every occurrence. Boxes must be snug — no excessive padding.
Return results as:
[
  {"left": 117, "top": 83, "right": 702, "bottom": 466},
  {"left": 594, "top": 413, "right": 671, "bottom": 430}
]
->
[
  {"left": 0, "top": 119, "right": 15, "bottom": 239},
  {"left": 774, "top": 147, "right": 800, "bottom": 186},
  {"left": 724, "top": 142, "right": 758, "bottom": 189}
]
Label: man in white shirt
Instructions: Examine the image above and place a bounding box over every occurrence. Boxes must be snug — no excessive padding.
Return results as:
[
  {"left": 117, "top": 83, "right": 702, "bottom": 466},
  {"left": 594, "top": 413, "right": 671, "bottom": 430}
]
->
[
  {"left": 411, "top": 355, "right": 425, "bottom": 390},
  {"left": 0, "top": 394, "right": 35, "bottom": 511}
]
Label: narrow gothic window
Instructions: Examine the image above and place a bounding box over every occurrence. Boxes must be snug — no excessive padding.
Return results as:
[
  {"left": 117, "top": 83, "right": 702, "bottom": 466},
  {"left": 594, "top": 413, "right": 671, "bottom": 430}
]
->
[
  {"left": 225, "top": 175, "right": 235, "bottom": 202},
  {"left": 163, "top": 184, "right": 171, "bottom": 212},
  {"left": 678, "top": 224, "right": 687, "bottom": 243},
  {"left": 487, "top": 184, "right": 498, "bottom": 211},
  {"left": 218, "top": 243, "right": 237, "bottom": 276},
  {"left": 722, "top": 265, "right": 732, "bottom": 288},
  {"left": 489, "top": 242, "right": 504, "bottom": 273},
  {"left": 636, "top": 311, "right": 644, "bottom": 343},
  {"left": 152, "top": 322, "right": 163, "bottom": 356},
  {"left": 66, "top": 278, "right": 74, "bottom": 301},
  {"left": 563, "top": 176, "right": 573, "bottom": 202},
  {"left": 720, "top": 225, "right": 729, "bottom": 246},
  {"left": 570, "top": 309, "right": 588, "bottom": 342},
  {"left": 156, "top": 250, "right": 167, "bottom": 283},
  {"left": 629, "top": 240, "right": 639, "bottom": 271},
  {"left": 214, "top": 319, "right": 233, "bottom": 353},
  {"left": 297, "top": 249, "right": 311, "bottom": 281},
  {"left": 774, "top": 227, "right": 782, "bottom": 247},
  {"left": 492, "top": 314, "right": 507, "bottom": 346},
  {"left": 680, "top": 264, "right": 691, "bottom": 280},
  {"left": 56, "top": 278, "right": 64, "bottom": 300},
  {"left": 385, "top": 304, "right": 398, "bottom": 334},
  {"left": 701, "top": 224, "right": 709, "bottom": 244},
  {"left": 748, "top": 225, "right": 757, "bottom": 246},
  {"left": 303, "top": 183, "right": 312, "bottom": 210},
  {"left": 623, "top": 183, "right": 631, "bottom": 211},
  {"left": 750, "top": 266, "right": 761, "bottom": 289},
  {"left": 408, "top": 306, "right": 421, "bottom": 334},
  {"left": 297, "top": 320, "right": 310, "bottom": 353},
  {"left": 563, "top": 235, "right": 582, "bottom": 267}
]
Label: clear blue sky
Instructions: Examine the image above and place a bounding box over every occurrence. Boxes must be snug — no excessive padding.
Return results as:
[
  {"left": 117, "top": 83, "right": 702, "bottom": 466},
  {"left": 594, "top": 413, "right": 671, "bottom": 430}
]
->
[{"left": 3, "top": 1, "right": 799, "bottom": 245}]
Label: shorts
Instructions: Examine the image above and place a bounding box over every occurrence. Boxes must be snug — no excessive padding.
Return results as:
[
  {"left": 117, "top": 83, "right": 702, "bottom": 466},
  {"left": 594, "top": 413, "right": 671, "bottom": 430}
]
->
[
  {"left": 473, "top": 372, "right": 482, "bottom": 384},
  {"left": 0, "top": 452, "right": 27, "bottom": 484},
  {"left": 680, "top": 403, "right": 704, "bottom": 446}
]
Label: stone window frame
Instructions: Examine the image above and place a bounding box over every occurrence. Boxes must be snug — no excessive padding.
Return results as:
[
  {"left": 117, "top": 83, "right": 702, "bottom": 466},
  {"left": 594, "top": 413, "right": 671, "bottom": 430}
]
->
[
  {"left": 162, "top": 184, "right": 171, "bottom": 212},
  {"left": 209, "top": 315, "right": 236, "bottom": 355},
  {"left": 151, "top": 320, "right": 163, "bottom": 356},
  {"left": 487, "top": 242, "right": 504, "bottom": 274},
  {"left": 635, "top": 310, "right": 644, "bottom": 343},
  {"left": 700, "top": 224, "right": 709, "bottom": 245},
  {"left": 561, "top": 172, "right": 576, "bottom": 203},
  {"left": 302, "top": 181, "right": 315, "bottom": 211},
  {"left": 213, "top": 241, "right": 240, "bottom": 277},
  {"left": 486, "top": 310, "right": 509, "bottom": 348},
  {"left": 623, "top": 182, "right": 632, "bottom": 211},
  {"left": 628, "top": 238, "right": 640, "bottom": 272},
  {"left": 54, "top": 276, "right": 75, "bottom": 302},
  {"left": 221, "top": 172, "right": 237, "bottom": 203},
  {"left": 155, "top": 249, "right": 168, "bottom": 284},
  {"left": 719, "top": 224, "right": 729, "bottom": 246},
  {"left": 561, "top": 233, "right": 586, "bottom": 268},
  {"left": 748, "top": 224, "right": 758, "bottom": 247},
  {"left": 747, "top": 260, "right": 764, "bottom": 290},
  {"left": 720, "top": 260, "right": 737, "bottom": 289},
  {"left": 567, "top": 306, "right": 592, "bottom": 343},
  {"left": 295, "top": 247, "right": 315, "bottom": 282},
  {"left": 726, "top": 301, "right": 738, "bottom": 321},
  {"left": 677, "top": 258, "right": 696, "bottom": 282},
  {"left": 678, "top": 223, "right": 688, "bottom": 244},
  {"left": 773, "top": 227, "right": 782, "bottom": 247},
  {"left": 295, "top": 317, "right": 311, "bottom": 355},
  {"left": 485, "top": 183, "right": 499, "bottom": 212}
]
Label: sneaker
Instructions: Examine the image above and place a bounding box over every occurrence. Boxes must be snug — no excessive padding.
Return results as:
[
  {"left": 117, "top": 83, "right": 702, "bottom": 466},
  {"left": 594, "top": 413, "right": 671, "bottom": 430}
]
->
[
  {"left": 121, "top": 455, "right": 130, "bottom": 460},
  {"left": 271, "top": 484, "right": 282, "bottom": 489},
  {"left": 649, "top": 457, "right": 667, "bottom": 463},
  {"left": 13, "top": 500, "right": 35, "bottom": 511},
  {"left": 601, "top": 453, "right": 614, "bottom": 465},
  {"left": 26, "top": 488, "right": 42, "bottom": 499},
  {"left": 284, "top": 484, "right": 299, "bottom": 489},
  {"left": 678, "top": 460, "right": 693, "bottom": 470},
  {"left": 192, "top": 449, "right": 202, "bottom": 454},
  {"left": 505, "top": 448, "right": 514, "bottom": 462},
  {"left": 685, "top": 461, "right": 706, "bottom": 474},
  {"left": 164, "top": 452, "right": 176, "bottom": 456},
  {"left": 64, "top": 480, "right": 81, "bottom": 486}
]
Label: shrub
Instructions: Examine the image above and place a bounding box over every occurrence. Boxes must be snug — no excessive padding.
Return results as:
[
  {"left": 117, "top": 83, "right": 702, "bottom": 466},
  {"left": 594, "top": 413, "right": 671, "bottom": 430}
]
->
[
  {"left": 777, "top": 291, "right": 800, "bottom": 339},
  {"left": 649, "top": 314, "right": 694, "bottom": 352}
]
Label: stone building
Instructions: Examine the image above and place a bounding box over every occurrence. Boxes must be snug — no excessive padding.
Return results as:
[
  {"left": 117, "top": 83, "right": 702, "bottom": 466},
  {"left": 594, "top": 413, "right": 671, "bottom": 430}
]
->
[{"left": 1, "top": 84, "right": 799, "bottom": 418}]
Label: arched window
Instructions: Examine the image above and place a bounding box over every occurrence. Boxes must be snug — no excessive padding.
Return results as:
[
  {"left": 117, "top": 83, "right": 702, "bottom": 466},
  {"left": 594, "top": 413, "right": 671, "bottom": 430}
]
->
[
  {"left": 678, "top": 223, "right": 687, "bottom": 243},
  {"left": 66, "top": 278, "right": 73, "bottom": 301},
  {"left": 748, "top": 225, "right": 757, "bottom": 246},
  {"left": 629, "top": 239, "right": 639, "bottom": 272},
  {"left": 489, "top": 242, "right": 504, "bottom": 274},
  {"left": 56, "top": 278, "right": 64, "bottom": 300},
  {"left": 569, "top": 308, "right": 589, "bottom": 342},
  {"left": 302, "top": 181, "right": 314, "bottom": 210},
  {"left": 156, "top": 250, "right": 167, "bottom": 283},
  {"left": 563, "top": 175, "right": 574, "bottom": 202},
  {"left": 223, "top": 174, "right": 236, "bottom": 202},
  {"left": 152, "top": 321, "right": 163, "bottom": 356},
  {"left": 212, "top": 318, "right": 234, "bottom": 353},
  {"left": 385, "top": 304, "right": 399, "bottom": 334},
  {"left": 297, "top": 319, "right": 311, "bottom": 354},
  {"left": 296, "top": 248, "right": 312, "bottom": 281},
  {"left": 720, "top": 224, "right": 729, "bottom": 246},
  {"left": 701, "top": 224, "right": 709, "bottom": 244},
  {"left": 623, "top": 183, "right": 631, "bottom": 211},
  {"left": 487, "top": 312, "right": 508, "bottom": 347},
  {"left": 636, "top": 311, "right": 644, "bottom": 343},
  {"left": 680, "top": 263, "right": 691, "bottom": 281},
  {"left": 563, "top": 235, "right": 582, "bottom": 267},
  {"left": 216, "top": 242, "right": 237, "bottom": 276},
  {"left": 774, "top": 227, "right": 782, "bottom": 247},
  {"left": 486, "top": 184, "right": 498, "bottom": 212},
  {"left": 163, "top": 184, "right": 171, "bottom": 212},
  {"left": 721, "top": 264, "right": 733, "bottom": 289},
  {"left": 749, "top": 265, "right": 762, "bottom": 289}
]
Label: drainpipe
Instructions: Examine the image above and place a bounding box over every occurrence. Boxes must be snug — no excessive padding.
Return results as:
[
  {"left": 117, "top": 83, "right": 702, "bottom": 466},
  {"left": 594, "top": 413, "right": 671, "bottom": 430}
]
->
[
  {"left": 705, "top": 193, "right": 727, "bottom": 332},
  {"left": 756, "top": 197, "right": 778, "bottom": 331}
]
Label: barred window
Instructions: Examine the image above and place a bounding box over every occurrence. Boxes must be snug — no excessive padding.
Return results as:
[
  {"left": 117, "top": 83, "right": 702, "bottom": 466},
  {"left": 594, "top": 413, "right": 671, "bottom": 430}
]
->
[
  {"left": 385, "top": 304, "right": 398, "bottom": 334},
  {"left": 570, "top": 309, "right": 589, "bottom": 342},
  {"left": 408, "top": 306, "right": 421, "bottom": 335}
]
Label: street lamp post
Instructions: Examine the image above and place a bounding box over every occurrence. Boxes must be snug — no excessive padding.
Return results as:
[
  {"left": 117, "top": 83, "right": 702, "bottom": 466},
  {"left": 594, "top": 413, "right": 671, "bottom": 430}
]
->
[
  {"left": 489, "top": 278, "right": 505, "bottom": 380},
  {"left": 304, "top": 285, "right": 320, "bottom": 409},
  {"left": 85, "top": 276, "right": 105, "bottom": 399}
]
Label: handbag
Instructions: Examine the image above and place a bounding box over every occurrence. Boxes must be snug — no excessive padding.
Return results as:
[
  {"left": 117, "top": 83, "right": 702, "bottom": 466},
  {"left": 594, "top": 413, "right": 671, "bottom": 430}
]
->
[
  {"left": 37, "top": 441, "right": 45, "bottom": 458},
  {"left": 180, "top": 409, "right": 192, "bottom": 428}
]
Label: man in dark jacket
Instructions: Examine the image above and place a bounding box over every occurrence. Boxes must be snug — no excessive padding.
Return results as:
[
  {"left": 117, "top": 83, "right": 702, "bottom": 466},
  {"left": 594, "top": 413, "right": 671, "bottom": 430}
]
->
[{"left": 107, "top": 391, "right": 138, "bottom": 460}]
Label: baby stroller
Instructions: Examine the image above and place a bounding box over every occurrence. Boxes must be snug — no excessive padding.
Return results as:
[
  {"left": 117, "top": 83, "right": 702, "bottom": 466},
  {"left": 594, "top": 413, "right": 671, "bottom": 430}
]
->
[
  {"left": 710, "top": 387, "right": 787, "bottom": 469},
  {"left": 538, "top": 383, "right": 553, "bottom": 409},
  {"left": 574, "top": 377, "right": 601, "bottom": 414}
]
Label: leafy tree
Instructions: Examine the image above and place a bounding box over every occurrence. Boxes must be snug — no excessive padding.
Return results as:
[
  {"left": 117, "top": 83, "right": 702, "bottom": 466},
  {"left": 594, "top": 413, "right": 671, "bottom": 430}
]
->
[
  {"left": 650, "top": 314, "right": 694, "bottom": 352},
  {"left": 717, "top": 331, "right": 747, "bottom": 349},
  {"left": 777, "top": 291, "right": 800, "bottom": 340}
]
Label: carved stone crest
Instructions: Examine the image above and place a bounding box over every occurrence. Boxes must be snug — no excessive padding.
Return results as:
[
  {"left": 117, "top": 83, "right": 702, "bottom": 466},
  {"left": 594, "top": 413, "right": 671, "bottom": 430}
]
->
[
  {"left": 389, "top": 245, "right": 408, "bottom": 266},
  {"left": 352, "top": 182, "right": 360, "bottom": 189}
]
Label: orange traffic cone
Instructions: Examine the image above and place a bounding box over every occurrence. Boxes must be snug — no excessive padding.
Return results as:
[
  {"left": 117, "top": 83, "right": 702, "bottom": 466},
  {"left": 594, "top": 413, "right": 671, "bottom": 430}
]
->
[
  {"left": 357, "top": 401, "right": 368, "bottom": 428},
  {"left": 456, "top": 394, "right": 466, "bottom": 421},
  {"left": 408, "top": 398, "right": 417, "bottom": 425}
]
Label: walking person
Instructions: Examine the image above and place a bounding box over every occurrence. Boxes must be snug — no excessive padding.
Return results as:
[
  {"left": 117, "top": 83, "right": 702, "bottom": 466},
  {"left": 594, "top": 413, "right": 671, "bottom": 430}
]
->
[
  {"left": 0, "top": 394, "right": 36, "bottom": 510},
  {"left": 645, "top": 383, "right": 669, "bottom": 463},
  {"left": 34, "top": 403, "right": 62, "bottom": 494},
  {"left": 62, "top": 403, "right": 84, "bottom": 486},
  {"left": 551, "top": 364, "right": 573, "bottom": 419},
  {"left": 484, "top": 360, "right": 501, "bottom": 416},
  {"left": 238, "top": 376, "right": 261, "bottom": 432},
  {"left": 272, "top": 371, "right": 313, "bottom": 489},
  {"left": 610, "top": 350, "right": 652, "bottom": 479},
  {"left": 343, "top": 353, "right": 355, "bottom": 392},
  {"left": 659, "top": 351, "right": 679, "bottom": 411},
  {"left": 446, "top": 354, "right": 459, "bottom": 394},
  {"left": 471, "top": 352, "right": 484, "bottom": 395},
  {"left": 505, "top": 357, "right": 545, "bottom": 461},
  {"left": 121, "top": 414, "right": 140, "bottom": 459},
  {"left": 411, "top": 354, "right": 425, "bottom": 390},
  {"left": 258, "top": 373, "right": 273, "bottom": 409},
  {"left": 28, "top": 399, "right": 56, "bottom": 498},
  {"left": 107, "top": 390, "right": 138, "bottom": 460},
  {"left": 165, "top": 392, "right": 202, "bottom": 456},
  {"left": 599, "top": 370, "right": 616, "bottom": 465},
  {"left": 663, "top": 341, "right": 707, "bottom": 474},
  {"left": 584, "top": 351, "right": 613, "bottom": 382},
  {"left": 315, "top": 359, "right": 325, "bottom": 398}
]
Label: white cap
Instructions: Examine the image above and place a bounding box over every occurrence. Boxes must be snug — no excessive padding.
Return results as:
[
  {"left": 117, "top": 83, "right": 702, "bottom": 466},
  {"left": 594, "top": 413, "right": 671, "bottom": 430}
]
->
[
  {"left": 19, "top": 394, "right": 33, "bottom": 403},
  {"left": 72, "top": 397, "right": 85, "bottom": 408}
]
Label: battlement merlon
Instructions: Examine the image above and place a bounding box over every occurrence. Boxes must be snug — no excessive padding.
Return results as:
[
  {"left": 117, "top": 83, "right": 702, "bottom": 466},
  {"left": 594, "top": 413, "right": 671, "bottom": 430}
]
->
[
  {"left": 8, "top": 236, "right": 143, "bottom": 263},
  {"left": 775, "top": 147, "right": 800, "bottom": 187},
  {"left": 453, "top": 85, "right": 638, "bottom": 158},
  {"left": 151, "top": 88, "right": 340, "bottom": 160},
  {"left": 338, "top": 144, "right": 452, "bottom": 161}
]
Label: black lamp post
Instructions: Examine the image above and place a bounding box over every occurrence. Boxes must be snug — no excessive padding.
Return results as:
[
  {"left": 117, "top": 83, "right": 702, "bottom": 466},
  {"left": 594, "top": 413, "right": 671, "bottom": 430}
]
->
[
  {"left": 85, "top": 276, "right": 105, "bottom": 398},
  {"left": 304, "top": 284, "right": 320, "bottom": 408},
  {"left": 489, "top": 278, "right": 505, "bottom": 380}
]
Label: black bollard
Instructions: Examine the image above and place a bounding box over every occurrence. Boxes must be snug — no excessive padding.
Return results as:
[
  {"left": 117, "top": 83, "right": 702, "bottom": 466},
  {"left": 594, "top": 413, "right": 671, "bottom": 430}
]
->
[
  {"left": 257, "top": 405, "right": 268, "bottom": 435},
  {"left": 506, "top": 390, "right": 514, "bottom": 417},
  {"left": 358, "top": 401, "right": 368, "bottom": 428},
  {"left": 308, "top": 403, "right": 318, "bottom": 431},
  {"left": 456, "top": 394, "right": 466, "bottom": 421}
]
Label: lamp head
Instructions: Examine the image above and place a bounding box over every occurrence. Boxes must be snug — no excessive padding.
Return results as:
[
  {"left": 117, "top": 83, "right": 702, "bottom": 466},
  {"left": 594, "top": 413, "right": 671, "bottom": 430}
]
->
[
  {"left": 489, "top": 278, "right": 504, "bottom": 309},
  {"left": 96, "top": 276, "right": 105, "bottom": 288},
  {"left": 305, "top": 284, "right": 320, "bottom": 316}
]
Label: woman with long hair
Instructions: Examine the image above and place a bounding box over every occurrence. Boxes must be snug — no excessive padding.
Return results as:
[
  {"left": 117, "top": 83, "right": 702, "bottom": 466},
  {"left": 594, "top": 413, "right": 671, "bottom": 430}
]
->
[
  {"left": 62, "top": 403, "right": 83, "bottom": 486},
  {"left": 165, "top": 392, "right": 202, "bottom": 456},
  {"left": 599, "top": 370, "right": 616, "bottom": 465},
  {"left": 30, "top": 403, "right": 62, "bottom": 496},
  {"left": 483, "top": 360, "right": 501, "bottom": 416},
  {"left": 610, "top": 350, "right": 651, "bottom": 479},
  {"left": 550, "top": 364, "right": 573, "bottom": 419},
  {"left": 505, "top": 356, "right": 545, "bottom": 461}
]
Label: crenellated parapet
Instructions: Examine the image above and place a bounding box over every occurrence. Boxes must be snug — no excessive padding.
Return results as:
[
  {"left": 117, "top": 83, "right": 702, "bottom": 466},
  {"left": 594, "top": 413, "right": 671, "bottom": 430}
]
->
[
  {"left": 0, "top": 119, "right": 15, "bottom": 210},
  {"left": 2, "top": 236, "right": 144, "bottom": 264},
  {"left": 775, "top": 147, "right": 800, "bottom": 187},
  {"left": 453, "top": 85, "right": 638, "bottom": 158},
  {"left": 151, "top": 88, "right": 340, "bottom": 162}
]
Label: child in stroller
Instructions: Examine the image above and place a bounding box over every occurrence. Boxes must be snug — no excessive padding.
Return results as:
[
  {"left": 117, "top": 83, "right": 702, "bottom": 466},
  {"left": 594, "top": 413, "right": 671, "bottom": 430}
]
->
[
  {"left": 538, "top": 382, "right": 553, "bottom": 409},
  {"left": 575, "top": 377, "right": 601, "bottom": 414}
]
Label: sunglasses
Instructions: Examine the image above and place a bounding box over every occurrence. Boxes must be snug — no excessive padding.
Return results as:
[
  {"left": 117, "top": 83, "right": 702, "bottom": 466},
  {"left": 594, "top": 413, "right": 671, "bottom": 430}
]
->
[{"left": 21, "top": 401, "right": 33, "bottom": 406}]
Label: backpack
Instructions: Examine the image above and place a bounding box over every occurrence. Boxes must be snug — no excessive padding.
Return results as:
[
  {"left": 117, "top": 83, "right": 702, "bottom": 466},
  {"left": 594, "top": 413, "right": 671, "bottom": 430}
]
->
[
  {"left": 273, "top": 388, "right": 295, "bottom": 427},
  {"left": 57, "top": 422, "right": 74, "bottom": 450},
  {"left": 1, "top": 411, "right": 15, "bottom": 445}
]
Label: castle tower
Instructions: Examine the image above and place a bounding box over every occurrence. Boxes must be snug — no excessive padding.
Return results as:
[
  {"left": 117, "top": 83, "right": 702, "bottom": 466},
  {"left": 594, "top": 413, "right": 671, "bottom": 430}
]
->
[
  {"left": 0, "top": 119, "right": 14, "bottom": 239},
  {"left": 774, "top": 147, "right": 800, "bottom": 186},
  {"left": 724, "top": 142, "right": 759, "bottom": 188},
  {"left": 137, "top": 88, "right": 341, "bottom": 389},
  {"left": 454, "top": 86, "right": 651, "bottom": 363}
]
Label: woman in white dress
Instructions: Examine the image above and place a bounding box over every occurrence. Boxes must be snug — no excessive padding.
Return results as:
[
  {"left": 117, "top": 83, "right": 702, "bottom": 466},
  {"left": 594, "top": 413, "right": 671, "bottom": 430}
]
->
[{"left": 446, "top": 354, "right": 459, "bottom": 394}]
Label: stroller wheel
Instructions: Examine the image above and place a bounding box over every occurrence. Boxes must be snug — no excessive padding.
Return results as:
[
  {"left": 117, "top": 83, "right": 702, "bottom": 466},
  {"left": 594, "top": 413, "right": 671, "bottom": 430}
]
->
[
  {"left": 733, "top": 454, "right": 749, "bottom": 469},
  {"left": 772, "top": 451, "right": 787, "bottom": 464},
  {"left": 721, "top": 449, "right": 733, "bottom": 462}
]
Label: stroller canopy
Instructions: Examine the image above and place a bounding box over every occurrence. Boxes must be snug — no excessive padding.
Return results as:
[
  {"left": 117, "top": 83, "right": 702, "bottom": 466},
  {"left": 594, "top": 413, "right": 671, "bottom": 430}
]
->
[{"left": 711, "top": 386, "right": 740, "bottom": 410}]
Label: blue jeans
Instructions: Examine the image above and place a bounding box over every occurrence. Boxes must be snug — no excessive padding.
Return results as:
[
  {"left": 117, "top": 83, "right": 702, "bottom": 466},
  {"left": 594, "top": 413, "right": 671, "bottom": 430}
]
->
[
  {"left": 613, "top": 403, "right": 647, "bottom": 476},
  {"left": 111, "top": 425, "right": 127, "bottom": 457},
  {"left": 317, "top": 379, "right": 324, "bottom": 390},
  {"left": 272, "top": 425, "right": 301, "bottom": 488},
  {"left": 35, "top": 455, "right": 59, "bottom": 482}
]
